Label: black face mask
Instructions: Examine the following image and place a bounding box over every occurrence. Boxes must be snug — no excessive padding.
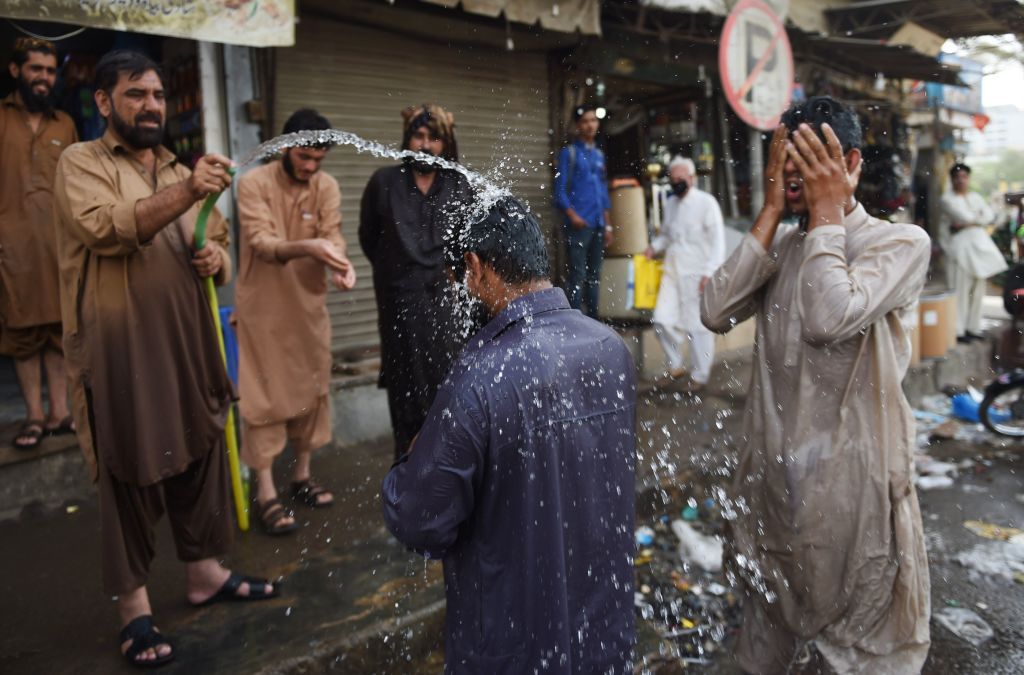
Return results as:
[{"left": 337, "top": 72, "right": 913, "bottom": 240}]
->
[
  {"left": 403, "top": 155, "right": 438, "bottom": 175},
  {"left": 670, "top": 181, "right": 689, "bottom": 197}
]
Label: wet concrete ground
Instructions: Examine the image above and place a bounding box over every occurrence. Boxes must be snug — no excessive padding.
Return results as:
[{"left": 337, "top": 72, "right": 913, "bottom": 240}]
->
[{"left": 1, "top": 354, "right": 1022, "bottom": 674}]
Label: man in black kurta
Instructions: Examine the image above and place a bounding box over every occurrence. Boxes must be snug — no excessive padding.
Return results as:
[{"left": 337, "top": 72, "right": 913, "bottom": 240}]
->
[{"left": 359, "top": 103, "right": 472, "bottom": 458}]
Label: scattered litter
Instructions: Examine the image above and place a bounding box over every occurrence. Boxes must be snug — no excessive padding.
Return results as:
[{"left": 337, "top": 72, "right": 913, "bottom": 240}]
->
[
  {"left": 961, "top": 484, "right": 989, "bottom": 494},
  {"left": 635, "top": 526, "right": 655, "bottom": 547},
  {"left": 934, "top": 607, "right": 994, "bottom": 646},
  {"left": 954, "top": 536, "right": 1024, "bottom": 582},
  {"left": 944, "top": 598, "right": 962, "bottom": 607},
  {"left": 706, "top": 582, "right": 728, "bottom": 596},
  {"left": 917, "top": 475, "right": 955, "bottom": 491},
  {"left": 681, "top": 505, "right": 700, "bottom": 522},
  {"left": 671, "top": 519, "right": 724, "bottom": 572},
  {"left": 1016, "top": 493, "right": 1024, "bottom": 505},
  {"left": 916, "top": 455, "right": 958, "bottom": 477},
  {"left": 976, "top": 602, "right": 989, "bottom": 610},
  {"left": 964, "top": 520, "right": 1023, "bottom": 541},
  {"left": 929, "top": 420, "right": 959, "bottom": 440}
]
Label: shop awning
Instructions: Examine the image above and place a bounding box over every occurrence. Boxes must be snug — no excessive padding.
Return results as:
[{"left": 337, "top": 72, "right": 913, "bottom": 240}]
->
[
  {"left": 825, "top": 0, "right": 1024, "bottom": 40},
  {"left": 0, "top": 0, "right": 295, "bottom": 47},
  {"left": 419, "top": 0, "right": 601, "bottom": 35},
  {"left": 801, "top": 35, "right": 964, "bottom": 86}
]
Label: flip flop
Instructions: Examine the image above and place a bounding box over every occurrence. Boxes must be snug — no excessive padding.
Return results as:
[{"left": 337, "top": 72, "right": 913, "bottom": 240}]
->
[
  {"left": 13, "top": 419, "right": 44, "bottom": 450},
  {"left": 257, "top": 497, "right": 298, "bottom": 536},
  {"left": 119, "top": 615, "right": 174, "bottom": 669},
  {"left": 45, "top": 415, "right": 76, "bottom": 437},
  {"left": 190, "top": 572, "right": 278, "bottom": 608}
]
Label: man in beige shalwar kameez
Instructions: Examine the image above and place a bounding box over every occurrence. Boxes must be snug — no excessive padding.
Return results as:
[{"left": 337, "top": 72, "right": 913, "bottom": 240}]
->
[
  {"left": 54, "top": 50, "right": 276, "bottom": 669},
  {"left": 236, "top": 108, "right": 355, "bottom": 535},
  {"left": 701, "top": 97, "right": 931, "bottom": 674}
]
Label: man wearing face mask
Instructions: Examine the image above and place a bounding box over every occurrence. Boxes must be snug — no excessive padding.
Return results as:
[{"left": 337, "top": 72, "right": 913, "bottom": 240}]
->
[
  {"left": 0, "top": 37, "right": 78, "bottom": 450},
  {"left": 645, "top": 156, "right": 725, "bottom": 393},
  {"left": 359, "top": 103, "right": 473, "bottom": 459},
  {"left": 702, "top": 97, "right": 931, "bottom": 673},
  {"left": 236, "top": 108, "right": 356, "bottom": 535},
  {"left": 382, "top": 197, "right": 636, "bottom": 673}
]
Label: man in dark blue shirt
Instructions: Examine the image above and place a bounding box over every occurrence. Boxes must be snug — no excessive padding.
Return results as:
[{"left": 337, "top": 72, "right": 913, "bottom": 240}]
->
[
  {"left": 382, "top": 197, "right": 637, "bottom": 674},
  {"left": 554, "top": 105, "right": 613, "bottom": 318}
]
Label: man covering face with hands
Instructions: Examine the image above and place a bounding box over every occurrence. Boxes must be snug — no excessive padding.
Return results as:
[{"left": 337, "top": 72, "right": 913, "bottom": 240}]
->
[{"left": 701, "top": 97, "right": 931, "bottom": 673}]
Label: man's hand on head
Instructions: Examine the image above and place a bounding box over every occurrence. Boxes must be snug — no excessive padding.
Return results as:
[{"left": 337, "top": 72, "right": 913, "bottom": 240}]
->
[
  {"left": 188, "top": 153, "right": 233, "bottom": 201},
  {"left": 786, "top": 123, "right": 861, "bottom": 230}
]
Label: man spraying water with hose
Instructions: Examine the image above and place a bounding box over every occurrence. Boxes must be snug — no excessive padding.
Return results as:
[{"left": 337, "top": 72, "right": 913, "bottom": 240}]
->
[{"left": 53, "top": 50, "right": 277, "bottom": 669}]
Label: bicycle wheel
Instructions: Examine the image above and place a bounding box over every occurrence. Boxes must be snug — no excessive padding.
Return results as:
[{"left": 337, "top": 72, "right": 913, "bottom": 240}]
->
[{"left": 979, "top": 380, "right": 1024, "bottom": 437}]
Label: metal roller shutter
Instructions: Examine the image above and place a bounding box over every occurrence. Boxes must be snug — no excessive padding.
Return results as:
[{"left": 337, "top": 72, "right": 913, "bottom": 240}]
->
[{"left": 275, "top": 18, "right": 552, "bottom": 354}]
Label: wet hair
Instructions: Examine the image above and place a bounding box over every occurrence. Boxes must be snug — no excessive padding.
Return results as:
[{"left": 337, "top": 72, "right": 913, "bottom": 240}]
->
[
  {"left": 950, "top": 162, "right": 971, "bottom": 178},
  {"left": 282, "top": 108, "right": 331, "bottom": 149},
  {"left": 780, "top": 95, "right": 862, "bottom": 154},
  {"left": 447, "top": 197, "right": 550, "bottom": 285},
  {"left": 573, "top": 104, "right": 597, "bottom": 122},
  {"left": 94, "top": 50, "right": 163, "bottom": 94},
  {"left": 12, "top": 37, "right": 57, "bottom": 66},
  {"left": 401, "top": 103, "right": 458, "bottom": 162}
]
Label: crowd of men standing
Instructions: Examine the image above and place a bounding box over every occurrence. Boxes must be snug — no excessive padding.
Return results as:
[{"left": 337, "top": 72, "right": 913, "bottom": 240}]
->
[{"left": 3, "top": 32, "right": 993, "bottom": 675}]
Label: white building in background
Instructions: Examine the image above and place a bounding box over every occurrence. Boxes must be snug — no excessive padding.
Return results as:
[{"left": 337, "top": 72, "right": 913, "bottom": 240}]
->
[{"left": 966, "top": 104, "right": 1024, "bottom": 160}]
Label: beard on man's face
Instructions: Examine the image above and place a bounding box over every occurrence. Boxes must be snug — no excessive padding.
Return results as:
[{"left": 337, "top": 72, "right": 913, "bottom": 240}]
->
[
  {"left": 109, "top": 106, "right": 164, "bottom": 150},
  {"left": 282, "top": 152, "right": 309, "bottom": 183},
  {"left": 16, "top": 74, "right": 54, "bottom": 114}
]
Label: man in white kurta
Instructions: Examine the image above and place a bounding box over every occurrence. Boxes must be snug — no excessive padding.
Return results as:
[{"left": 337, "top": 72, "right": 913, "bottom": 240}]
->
[
  {"left": 647, "top": 157, "right": 725, "bottom": 390},
  {"left": 940, "top": 163, "right": 1007, "bottom": 341},
  {"left": 702, "top": 97, "right": 931, "bottom": 674}
]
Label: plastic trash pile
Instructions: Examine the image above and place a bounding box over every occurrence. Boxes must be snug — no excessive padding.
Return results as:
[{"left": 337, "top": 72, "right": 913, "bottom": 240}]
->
[{"left": 634, "top": 496, "right": 741, "bottom": 668}]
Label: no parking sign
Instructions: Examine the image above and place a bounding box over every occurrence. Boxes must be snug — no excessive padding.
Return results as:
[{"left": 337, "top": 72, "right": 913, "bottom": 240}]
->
[{"left": 718, "top": 0, "right": 794, "bottom": 130}]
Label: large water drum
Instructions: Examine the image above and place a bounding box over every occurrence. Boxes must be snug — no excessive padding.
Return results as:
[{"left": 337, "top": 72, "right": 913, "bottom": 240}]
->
[
  {"left": 919, "top": 292, "right": 954, "bottom": 359},
  {"left": 607, "top": 184, "right": 648, "bottom": 256}
]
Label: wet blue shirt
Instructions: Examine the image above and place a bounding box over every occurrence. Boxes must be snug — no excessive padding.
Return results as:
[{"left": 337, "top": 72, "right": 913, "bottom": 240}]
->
[
  {"left": 554, "top": 140, "right": 611, "bottom": 229},
  {"left": 382, "top": 287, "right": 637, "bottom": 674}
]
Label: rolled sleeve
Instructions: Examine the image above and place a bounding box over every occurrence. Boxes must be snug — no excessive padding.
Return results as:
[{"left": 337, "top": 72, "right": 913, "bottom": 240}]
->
[{"left": 381, "top": 385, "right": 485, "bottom": 559}]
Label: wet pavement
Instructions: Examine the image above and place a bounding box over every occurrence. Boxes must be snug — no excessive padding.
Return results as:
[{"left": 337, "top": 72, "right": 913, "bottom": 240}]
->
[{"left": 1, "top": 352, "right": 1023, "bottom": 674}]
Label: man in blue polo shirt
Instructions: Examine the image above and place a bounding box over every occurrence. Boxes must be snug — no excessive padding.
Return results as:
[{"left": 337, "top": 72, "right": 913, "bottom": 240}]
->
[
  {"left": 554, "top": 105, "right": 612, "bottom": 318},
  {"left": 382, "top": 197, "right": 636, "bottom": 674}
]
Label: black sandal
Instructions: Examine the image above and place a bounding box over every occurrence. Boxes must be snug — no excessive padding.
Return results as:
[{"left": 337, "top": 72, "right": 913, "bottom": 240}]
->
[
  {"left": 45, "top": 415, "right": 76, "bottom": 437},
  {"left": 119, "top": 615, "right": 174, "bottom": 669},
  {"left": 257, "top": 498, "right": 298, "bottom": 536},
  {"left": 291, "top": 478, "right": 334, "bottom": 508},
  {"left": 13, "top": 419, "right": 44, "bottom": 450},
  {"left": 190, "top": 571, "right": 279, "bottom": 608}
]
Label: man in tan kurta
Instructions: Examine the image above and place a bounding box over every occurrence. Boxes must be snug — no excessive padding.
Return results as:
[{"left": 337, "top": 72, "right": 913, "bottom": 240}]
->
[
  {"left": 701, "top": 97, "right": 931, "bottom": 674},
  {"left": 0, "top": 38, "right": 77, "bottom": 449},
  {"left": 236, "top": 108, "right": 355, "bottom": 534},
  {"left": 53, "top": 49, "right": 275, "bottom": 668}
]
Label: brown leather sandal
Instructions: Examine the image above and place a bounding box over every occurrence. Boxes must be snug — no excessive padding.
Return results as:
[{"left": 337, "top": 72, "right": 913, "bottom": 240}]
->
[
  {"left": 291, "top": 478, "right": 334, "bottom": 508},
  {"left": 257, "top": 498, "right": 297, "bottom": 536}
]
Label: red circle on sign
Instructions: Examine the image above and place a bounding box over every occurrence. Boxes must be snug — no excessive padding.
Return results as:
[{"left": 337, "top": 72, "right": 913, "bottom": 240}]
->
[{"left": 718, "top": 0, "right": 794, "bottom": 130}]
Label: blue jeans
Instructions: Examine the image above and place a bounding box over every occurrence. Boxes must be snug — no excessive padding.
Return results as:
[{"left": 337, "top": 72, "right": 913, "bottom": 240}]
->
[{"left": 564, "top": 225, "right": 604, "bottom": 318}]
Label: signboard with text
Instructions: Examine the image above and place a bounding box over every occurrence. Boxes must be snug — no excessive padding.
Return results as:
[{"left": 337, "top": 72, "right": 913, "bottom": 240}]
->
[
  {"left": 718, "top": 0, "right": 794, "bottom": 130},
  {"left": 0, "top": 0, "right": 295, "bottom": 48}
]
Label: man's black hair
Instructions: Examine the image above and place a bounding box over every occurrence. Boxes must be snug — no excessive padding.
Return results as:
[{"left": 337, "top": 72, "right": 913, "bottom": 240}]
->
[
  {"left": 282, "top": 108, "right": 332, "bottom": 149},
  {"left": 573, "top": 105, "right": 597, "bottom": 122},
  {"left": 94, "top": 49, "right": 163, "bottom": 94},
  {"left": 780, "top": 95, "right": 862, "bottom": 154},
  {"left": 950, "top": 162, "right": 971, "bottom": 178},
  {"left": 446, "top": 197, "right": 550, "bottom": 285},
  {"left": 282, "top": 108, "right": 331, "bottom": 135}
]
